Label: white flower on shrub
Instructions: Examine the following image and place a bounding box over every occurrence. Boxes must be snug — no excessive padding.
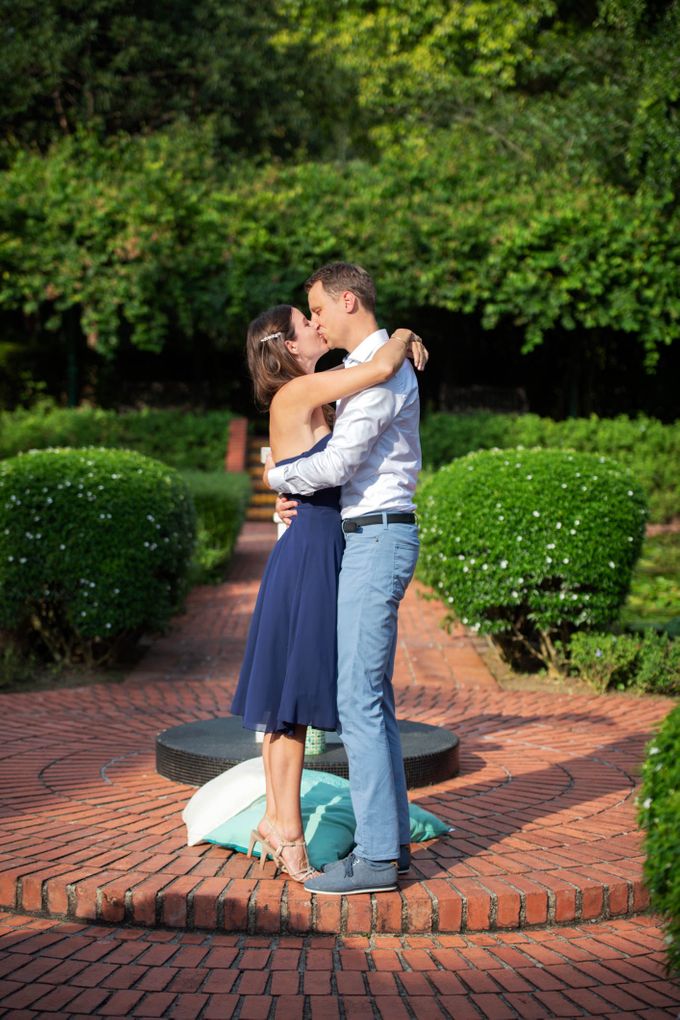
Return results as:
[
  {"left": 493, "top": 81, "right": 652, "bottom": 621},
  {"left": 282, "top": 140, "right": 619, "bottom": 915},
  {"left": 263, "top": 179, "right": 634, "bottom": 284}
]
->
[{"left": 500, "top": 559, "right": 508, "bottom": 568}]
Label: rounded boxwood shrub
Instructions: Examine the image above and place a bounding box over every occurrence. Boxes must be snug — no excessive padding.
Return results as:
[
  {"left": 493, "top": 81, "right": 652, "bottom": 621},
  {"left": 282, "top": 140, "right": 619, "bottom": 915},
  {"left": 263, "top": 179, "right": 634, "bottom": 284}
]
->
[
  {"left": 638, "top": 705, "right": 680, "bottom": 974},
  {"left": 417, "top": 448, "right": 647, "bottom": 667},
  {"left": 0, "top": 447, "right": 196, "bottom": 665}
]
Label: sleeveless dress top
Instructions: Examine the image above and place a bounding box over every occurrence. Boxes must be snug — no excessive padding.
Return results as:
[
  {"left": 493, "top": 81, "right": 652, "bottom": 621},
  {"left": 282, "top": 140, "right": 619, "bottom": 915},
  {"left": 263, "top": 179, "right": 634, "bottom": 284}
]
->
[{"left": 230, "top": 433, "right": 344, "bottom": 734}]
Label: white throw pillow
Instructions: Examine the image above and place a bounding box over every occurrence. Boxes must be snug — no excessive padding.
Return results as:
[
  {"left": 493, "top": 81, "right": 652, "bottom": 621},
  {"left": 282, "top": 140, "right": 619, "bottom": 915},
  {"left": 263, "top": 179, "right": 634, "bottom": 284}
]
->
[{"left": 182, "top": 756, "right": 266, "bottom": 846}]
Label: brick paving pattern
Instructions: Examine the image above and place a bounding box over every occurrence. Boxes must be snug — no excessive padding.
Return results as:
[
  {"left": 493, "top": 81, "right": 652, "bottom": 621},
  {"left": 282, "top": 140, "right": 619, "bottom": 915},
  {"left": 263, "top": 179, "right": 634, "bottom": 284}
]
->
[
  {"left": 0, "top": 522, "right": 678, "bottom": 1016},
  {"left": 0, "top": 911, "right": 678, "bottom": 1018}
]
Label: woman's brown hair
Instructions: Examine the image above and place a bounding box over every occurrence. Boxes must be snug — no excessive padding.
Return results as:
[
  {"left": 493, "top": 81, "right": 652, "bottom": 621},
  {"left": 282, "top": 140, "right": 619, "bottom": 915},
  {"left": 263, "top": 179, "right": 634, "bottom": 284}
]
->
[
  {"left": 245, "top": 304, "right": 334, "bottom": 427},
  {"left": 246, "top": 305, "right": 303, "bottom": 409}
]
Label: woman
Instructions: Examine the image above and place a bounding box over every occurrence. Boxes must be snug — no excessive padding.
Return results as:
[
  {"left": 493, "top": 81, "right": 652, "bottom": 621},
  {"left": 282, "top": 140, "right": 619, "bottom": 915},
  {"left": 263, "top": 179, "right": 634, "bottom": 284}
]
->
[{"left": 230, "top": 303, "right": 425, "bottom": 882}]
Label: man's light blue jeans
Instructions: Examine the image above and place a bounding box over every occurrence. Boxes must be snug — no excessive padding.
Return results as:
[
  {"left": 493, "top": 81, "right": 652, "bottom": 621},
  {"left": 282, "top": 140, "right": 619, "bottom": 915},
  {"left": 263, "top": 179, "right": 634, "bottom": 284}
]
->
[{"left": 336, "top": 519, "right": 420, "bottom": 861}]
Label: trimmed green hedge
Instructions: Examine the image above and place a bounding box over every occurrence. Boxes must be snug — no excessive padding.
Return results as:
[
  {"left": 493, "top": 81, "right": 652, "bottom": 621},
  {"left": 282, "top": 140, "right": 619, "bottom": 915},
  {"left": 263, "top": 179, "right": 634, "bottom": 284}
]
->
[
  {"left": 181, "top": 471, "right": 251, "bottom": 583},
  {"left": 567, "top": 630, "right": 680, "bottom": 696},
  {"left": 0, "top": 447, "right": 195, "bottom": 664},
  {"left": 417, "top": 448, "right": 647, "bottom": 667},
  {"left": 420, "top": 413, "right": 680, "bottom": 523},
  {"left": 639, "top": 705, "right": 680, "bottom": 974},
  {"left": 0, "top": 404, "right": 233, "bottom": 472}
]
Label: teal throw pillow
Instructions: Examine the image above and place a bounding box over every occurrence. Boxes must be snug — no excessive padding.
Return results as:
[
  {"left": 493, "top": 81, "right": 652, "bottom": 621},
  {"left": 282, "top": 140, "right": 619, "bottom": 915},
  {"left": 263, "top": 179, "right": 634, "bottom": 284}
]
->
[{"left": 202, "top": 768, "right": 449, "bottom": 868}]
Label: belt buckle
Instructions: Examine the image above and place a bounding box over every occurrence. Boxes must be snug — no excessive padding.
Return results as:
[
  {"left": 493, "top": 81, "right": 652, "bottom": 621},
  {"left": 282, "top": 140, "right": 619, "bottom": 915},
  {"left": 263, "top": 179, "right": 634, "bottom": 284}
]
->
[{"left": 343, "top": 519, "right": 360, "bottom": 533}]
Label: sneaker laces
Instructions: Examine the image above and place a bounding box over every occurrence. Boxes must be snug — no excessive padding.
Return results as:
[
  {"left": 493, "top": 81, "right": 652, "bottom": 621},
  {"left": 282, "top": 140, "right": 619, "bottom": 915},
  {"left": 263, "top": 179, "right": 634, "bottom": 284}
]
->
[{"left": 343, "top": 853, "right": 357, "bottom": 878}]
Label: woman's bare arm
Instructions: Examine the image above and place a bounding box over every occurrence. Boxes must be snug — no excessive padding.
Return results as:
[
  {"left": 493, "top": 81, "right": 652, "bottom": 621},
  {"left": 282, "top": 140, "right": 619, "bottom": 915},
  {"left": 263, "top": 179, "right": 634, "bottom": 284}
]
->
[{"left": 274, "top": 330, "right": 424, "bottom": 414}]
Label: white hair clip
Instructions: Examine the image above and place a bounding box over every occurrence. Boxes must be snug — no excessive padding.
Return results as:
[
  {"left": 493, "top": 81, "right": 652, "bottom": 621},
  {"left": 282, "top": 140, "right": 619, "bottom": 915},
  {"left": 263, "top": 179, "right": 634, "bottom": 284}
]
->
[{"left": 260, "top": 331, "right": 283, "bottom": 344}]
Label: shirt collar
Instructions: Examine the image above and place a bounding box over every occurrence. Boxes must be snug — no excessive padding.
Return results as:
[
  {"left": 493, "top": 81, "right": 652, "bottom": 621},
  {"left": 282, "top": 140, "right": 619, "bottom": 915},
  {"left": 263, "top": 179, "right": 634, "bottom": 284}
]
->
[{"left": 343, "top": 328, "right": 389, "bottom": 366}]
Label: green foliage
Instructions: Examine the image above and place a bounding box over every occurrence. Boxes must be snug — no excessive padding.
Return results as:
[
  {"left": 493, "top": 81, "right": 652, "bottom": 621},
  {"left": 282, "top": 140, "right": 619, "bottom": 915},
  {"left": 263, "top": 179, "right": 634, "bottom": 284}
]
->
[
  {"left": 634, "top": 632, "right": 680, "bottom": 696},
  {"left": 420, "top": 413, "right": 680, "bottom": 522},
  {"left": 417, "top": 448, "right": 647, "bottom": 666},
  {"left": 0, "top": 0, "right": 344, "bottom": 158},
  {"left": 638, "top": 704, "right": 680, "bottom": 974},
  {"left": 181, "top": 470, "right": 251, "bottom": 583},
  {"left": 568, "top": 629, "right": 680, "bottom": 695},
  {"left": 0, "top": 404, "right": 232, "bottom": 471},
  {"left": 1, "top": 2, "right": 678, "bottom": 401},
  {"left": 623, "top": 534, "right": 680, "bottom": 631},
  {"left": 0, "top": 639, "right": 37, "bottom": 689},
  {"left": 0, "top": 447, "right": 195, "bottom": 664},
  {"left": 1, "top": 118, "right": 679, "bottom": 368},
  {"left": 567, "top": 631, "right": 641, "bottom": 692}
]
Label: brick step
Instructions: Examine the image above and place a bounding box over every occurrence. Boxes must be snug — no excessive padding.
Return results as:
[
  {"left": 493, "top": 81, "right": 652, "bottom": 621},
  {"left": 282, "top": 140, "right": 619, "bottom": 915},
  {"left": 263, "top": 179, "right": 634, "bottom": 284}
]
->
[
  {"left": 0, "top": 521, "right": 669, "bottom": 939},
  {"left": 245, "top": 437, "right": 275, "bottom": 519},
  {"left": 0, "top": 853, "right": 650, "bottom": 936},
  {"left": 246, "top": 507, "right": 277, "bottom": 522}
]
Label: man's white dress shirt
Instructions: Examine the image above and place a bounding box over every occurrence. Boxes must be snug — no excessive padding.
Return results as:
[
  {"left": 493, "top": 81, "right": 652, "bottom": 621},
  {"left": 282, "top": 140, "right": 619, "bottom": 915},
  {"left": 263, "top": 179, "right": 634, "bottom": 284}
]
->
[{"left": 267, "top": 329, "right": 421, "bottom": 519}]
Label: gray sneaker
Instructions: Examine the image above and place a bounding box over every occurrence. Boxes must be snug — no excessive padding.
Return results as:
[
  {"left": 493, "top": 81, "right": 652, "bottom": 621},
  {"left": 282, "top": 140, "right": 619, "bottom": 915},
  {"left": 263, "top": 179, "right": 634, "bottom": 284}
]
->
[
  {"left": 397, "top": 844, "right": 411, "bottom": 875},
  {"left": 323, "top": 844, "right": 411, "bottom": 876},
  {"left": 305, "top": 853, "right": 397, "bottom": 895}
]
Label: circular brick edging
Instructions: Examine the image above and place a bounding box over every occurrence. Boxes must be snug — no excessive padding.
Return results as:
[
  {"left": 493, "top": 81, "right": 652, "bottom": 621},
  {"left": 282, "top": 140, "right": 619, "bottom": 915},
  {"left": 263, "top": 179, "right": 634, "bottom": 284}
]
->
[
  {"left": 0, "top": 676, "right": 667, "bottom": 936},
  {"left": 0, "top": 522, "right": 673, "bottom": 937}
]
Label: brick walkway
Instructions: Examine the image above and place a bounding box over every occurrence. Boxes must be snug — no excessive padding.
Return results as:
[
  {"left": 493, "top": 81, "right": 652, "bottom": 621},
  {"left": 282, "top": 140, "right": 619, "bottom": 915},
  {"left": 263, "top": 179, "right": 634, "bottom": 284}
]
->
[
  {"left": 0, "top": 911, "right": 678, "bottom": 1019},
  {"left": 0, "top": 522, "right": 678, "bottom": 1016}
]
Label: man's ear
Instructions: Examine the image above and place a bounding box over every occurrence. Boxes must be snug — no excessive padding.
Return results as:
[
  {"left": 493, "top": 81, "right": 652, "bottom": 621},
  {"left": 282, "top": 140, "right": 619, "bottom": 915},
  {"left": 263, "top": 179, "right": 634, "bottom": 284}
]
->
[{"left": 342, "top": 289, "right": 359, "bottom": 313}]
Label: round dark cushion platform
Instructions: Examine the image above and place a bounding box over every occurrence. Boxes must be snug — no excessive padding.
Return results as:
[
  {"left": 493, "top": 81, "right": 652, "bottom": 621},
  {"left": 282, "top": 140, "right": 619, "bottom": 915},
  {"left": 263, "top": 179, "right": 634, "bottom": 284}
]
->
[{"left": 156, "top": 717, "right": 459, "bottom": 789}]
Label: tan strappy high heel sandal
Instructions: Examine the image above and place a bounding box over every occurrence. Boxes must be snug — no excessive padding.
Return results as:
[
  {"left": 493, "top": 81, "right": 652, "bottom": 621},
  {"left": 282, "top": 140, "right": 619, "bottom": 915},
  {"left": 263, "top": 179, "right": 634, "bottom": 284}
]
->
[
  {"left": 247, "top": 818, "right": 277, "bottom": 872},
  {"left": 247, "top": 822, "right": 317, "bottom": 882}
]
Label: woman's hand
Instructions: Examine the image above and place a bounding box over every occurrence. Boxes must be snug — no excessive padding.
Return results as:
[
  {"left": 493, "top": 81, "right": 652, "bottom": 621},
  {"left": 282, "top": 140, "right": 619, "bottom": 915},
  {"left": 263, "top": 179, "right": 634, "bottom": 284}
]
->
[{"left": 391, "top": 329, "right": 429, "bottom": 371}]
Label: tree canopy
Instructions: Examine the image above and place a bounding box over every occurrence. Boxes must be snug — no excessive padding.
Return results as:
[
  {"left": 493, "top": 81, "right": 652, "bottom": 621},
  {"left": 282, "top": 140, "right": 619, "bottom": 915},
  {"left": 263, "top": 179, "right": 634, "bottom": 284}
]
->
[{"left": 0, "top": 0, "right": 678, "bottom": 410}]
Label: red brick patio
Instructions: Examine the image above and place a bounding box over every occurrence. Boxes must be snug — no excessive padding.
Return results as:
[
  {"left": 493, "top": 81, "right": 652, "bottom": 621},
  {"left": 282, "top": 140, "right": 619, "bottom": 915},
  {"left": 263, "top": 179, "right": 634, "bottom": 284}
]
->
[
  {"left": 0, "top": 521, "right": 678, "bottom": 1016},
  {"left": 0, "top": 911, "right": 678, "bottom": 1019}
]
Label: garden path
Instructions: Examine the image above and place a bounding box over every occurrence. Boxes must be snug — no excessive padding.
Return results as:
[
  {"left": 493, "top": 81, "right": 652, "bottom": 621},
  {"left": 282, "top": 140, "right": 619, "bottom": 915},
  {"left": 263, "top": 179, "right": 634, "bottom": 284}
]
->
[{"left": 0, "top": 522, "right": 677, "bottom": 1017}]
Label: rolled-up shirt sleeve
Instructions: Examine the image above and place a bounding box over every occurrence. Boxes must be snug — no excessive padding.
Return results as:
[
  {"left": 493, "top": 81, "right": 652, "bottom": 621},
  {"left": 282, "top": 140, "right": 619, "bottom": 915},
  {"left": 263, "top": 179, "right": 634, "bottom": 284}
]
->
[{"left": 267, "top": 386, "right": 399, "bottom": 495}]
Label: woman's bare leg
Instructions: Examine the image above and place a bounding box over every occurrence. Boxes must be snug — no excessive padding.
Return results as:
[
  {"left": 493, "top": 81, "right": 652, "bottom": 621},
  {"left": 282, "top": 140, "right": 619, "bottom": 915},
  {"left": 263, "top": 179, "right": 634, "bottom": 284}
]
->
[
  {"left": 268, "top": 725, "right": 314, "bottom": 876},
  {"left": 257, "top": 733, "right": 276, "bottom": 839}
]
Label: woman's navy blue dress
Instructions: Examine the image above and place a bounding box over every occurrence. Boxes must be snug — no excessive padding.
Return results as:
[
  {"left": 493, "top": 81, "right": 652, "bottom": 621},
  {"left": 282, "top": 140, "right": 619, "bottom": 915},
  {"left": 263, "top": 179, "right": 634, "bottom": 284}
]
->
[{"left": 230, "top": 434, "right": 344, "bottom": 734}]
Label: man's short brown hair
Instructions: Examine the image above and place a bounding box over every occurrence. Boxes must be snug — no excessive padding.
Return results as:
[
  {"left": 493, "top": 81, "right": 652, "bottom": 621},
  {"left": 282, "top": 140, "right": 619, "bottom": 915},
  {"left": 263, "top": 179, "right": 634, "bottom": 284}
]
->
[{"left": 304, "top": 262, "right": 376, "bottom": 313}]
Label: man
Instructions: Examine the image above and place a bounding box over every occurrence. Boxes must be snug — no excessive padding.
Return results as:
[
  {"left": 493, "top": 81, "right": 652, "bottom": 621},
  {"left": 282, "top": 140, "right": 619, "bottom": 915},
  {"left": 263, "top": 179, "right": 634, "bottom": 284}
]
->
[{"left": 266, "top": 262, "right": 422, "bottom": 895}]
